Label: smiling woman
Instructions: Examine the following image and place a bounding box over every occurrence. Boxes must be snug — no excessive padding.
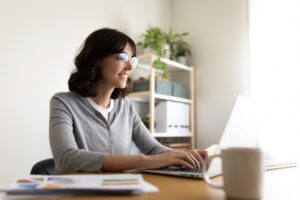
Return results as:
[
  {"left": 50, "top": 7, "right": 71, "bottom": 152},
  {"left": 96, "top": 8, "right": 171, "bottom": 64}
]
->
[
  {"left": 96, "top": 44, "right": 137, "bottom": 91},
  {"left": 68, "top": 28, "right": 137, "bottom": 99},
  {"left": 49, "top": 28, "right": 209, "bottom": 174}
]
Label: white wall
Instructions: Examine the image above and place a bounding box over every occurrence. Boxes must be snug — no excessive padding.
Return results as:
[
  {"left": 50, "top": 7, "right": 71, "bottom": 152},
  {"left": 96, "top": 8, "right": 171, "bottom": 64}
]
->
[
  {"left": 0, "top": 0, "right": 171, "bottom": 186},
  {"left": 172, "top": 0, "right": 250, "bottom": 148}
]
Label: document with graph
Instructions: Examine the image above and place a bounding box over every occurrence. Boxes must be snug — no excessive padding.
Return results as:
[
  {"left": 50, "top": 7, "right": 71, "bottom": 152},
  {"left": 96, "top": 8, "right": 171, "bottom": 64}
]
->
[{"left": 1, "top": 174, "right": 158, "bottom": 195}]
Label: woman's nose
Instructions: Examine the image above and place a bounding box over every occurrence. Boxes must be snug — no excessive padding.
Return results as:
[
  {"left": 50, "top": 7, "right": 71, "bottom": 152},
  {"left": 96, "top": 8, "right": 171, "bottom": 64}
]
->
[{"left": 124, "top": 60, "right": 133, "bottom": 70}]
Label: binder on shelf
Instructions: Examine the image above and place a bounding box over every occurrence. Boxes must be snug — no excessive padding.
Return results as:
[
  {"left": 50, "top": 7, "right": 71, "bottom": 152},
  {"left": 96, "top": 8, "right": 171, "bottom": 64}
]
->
[{"left": 155, "top": 101, "right": 190, "bottom": 135}]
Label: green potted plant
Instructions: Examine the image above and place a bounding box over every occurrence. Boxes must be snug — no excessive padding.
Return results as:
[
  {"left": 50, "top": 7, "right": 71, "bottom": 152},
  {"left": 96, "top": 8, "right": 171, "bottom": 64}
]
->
[
  {"left": 138, "top": 27, "right": 165, "bottom": 56},
  {"left": 138, "top": 27, "right": 192, "bottom": 77},
  {"left": 138, "top": 27, "right": 169, "bottom": 79},
  {"left": 174, "top": 39, "right": 192, "bottom": 65},
  {"left": 162, "top": 28, "right": 189, "bottom": 60}
]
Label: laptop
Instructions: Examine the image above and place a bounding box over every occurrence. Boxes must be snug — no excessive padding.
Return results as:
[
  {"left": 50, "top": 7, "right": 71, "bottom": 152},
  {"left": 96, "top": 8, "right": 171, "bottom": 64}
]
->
[{"left": 134, "top": 95, "right": 297, "bottom": 179}]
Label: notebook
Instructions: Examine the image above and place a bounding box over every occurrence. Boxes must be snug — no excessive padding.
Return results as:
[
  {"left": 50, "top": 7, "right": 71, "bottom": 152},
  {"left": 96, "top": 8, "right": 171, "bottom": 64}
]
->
[{"left": 135, "top": 95, "right": 297, "bottom": 178}]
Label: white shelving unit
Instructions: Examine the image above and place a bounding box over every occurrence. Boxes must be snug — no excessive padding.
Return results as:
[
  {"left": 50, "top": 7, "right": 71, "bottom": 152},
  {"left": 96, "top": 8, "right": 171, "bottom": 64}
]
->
[{"left": 129, "top": 53, "right": 195, "bottom": 149}]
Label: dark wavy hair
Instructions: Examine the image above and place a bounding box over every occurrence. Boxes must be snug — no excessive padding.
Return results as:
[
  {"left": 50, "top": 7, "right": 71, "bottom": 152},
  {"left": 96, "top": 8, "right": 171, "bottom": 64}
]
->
[{"left": 68, "top": 28, "right": 136, "bottom": 98}]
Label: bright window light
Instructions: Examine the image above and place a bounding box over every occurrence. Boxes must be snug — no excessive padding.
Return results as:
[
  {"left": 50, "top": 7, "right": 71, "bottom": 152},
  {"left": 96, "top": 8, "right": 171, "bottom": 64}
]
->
[{"left": 249, "top": 0, "right": 300, "bottom": 159}]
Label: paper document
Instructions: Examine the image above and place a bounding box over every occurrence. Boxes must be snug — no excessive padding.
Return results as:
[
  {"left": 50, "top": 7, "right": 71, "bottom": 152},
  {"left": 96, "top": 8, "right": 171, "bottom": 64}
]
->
[{"left": 2, "top": 174, "right": 158, "bottom": 195}]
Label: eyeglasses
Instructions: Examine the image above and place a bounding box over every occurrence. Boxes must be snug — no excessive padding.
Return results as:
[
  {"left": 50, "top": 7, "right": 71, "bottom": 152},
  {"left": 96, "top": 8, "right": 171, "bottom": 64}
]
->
[{"left": 117, "top": 52, "right": 138, "bottom": 69}]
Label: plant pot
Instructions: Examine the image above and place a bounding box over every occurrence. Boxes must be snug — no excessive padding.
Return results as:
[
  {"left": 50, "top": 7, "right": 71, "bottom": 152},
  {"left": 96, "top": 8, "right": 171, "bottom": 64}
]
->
[
  {"left": 163, "top": 44, "right": 171, "bottom": 59},
  {"left": 176, "top": 56, "right": 187, "bottom": 65}
]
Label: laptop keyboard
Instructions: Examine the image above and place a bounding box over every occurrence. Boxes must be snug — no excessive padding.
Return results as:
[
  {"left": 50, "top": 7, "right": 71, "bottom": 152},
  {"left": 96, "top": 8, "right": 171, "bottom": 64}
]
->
[{"left": 165, "top": 166, "right": 205, "bottom": 173}]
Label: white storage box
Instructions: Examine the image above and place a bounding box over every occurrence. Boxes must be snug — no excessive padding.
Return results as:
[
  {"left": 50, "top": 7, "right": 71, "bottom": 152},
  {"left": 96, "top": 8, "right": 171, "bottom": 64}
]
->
[{"left": 155, "top": 101, "right": 190, "bottom": 134}]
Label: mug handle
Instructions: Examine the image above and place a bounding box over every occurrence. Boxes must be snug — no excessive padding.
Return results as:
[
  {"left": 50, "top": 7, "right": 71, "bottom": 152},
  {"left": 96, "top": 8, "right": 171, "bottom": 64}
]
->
[{"left": 202, "top": 154, "right": 224, "bottom": 189}]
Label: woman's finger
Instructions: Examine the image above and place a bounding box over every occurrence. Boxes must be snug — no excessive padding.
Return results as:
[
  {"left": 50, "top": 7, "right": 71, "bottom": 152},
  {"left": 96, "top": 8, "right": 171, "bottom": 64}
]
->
[
  {"left": 172, "top": 151, "right": 197, "bottom": 168},
  {"left": 189, "top": 150, "right": 209, "bottom": 168},
  {"left": 189, "top": 150, "right": 203, "bottom": 166},
  {"left": 189, "top": 150, "right": 201, "bottom": 160},
  {"left": 173, "top": 159, "right": 193, "bottom": 169},
  {"left": 186, "top": 153, "right": 198, "bottom": 168},
  {"left": 188, "top": 151, "right": 201, "bottom": 169},
  {"left": 199, "top": 150, "right": 210, "bottom": 163},
  {"left": 198, "top": 150, "right": 210, "bottom": 168}
]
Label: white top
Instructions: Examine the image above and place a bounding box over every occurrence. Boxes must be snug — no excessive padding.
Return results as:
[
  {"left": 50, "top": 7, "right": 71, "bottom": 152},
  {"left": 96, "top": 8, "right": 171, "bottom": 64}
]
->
[{"left": 87, "top": 97, "right": 114, "bottom": 121}]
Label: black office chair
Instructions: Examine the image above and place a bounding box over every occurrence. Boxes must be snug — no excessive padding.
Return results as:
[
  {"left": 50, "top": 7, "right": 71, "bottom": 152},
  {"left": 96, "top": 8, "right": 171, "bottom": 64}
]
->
[{"left": 30, "top": 158, "right": 56, "bottom": 175}]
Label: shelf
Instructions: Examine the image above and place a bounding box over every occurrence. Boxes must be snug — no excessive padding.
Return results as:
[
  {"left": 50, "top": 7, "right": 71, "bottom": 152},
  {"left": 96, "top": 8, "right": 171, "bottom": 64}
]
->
[
  {"left": 128, "top": 91, "right": 150, "bottom": 102},
  {"left": 153, "top": 133, "right": 193, "bottom": 137},
  {"left": 154, "top": 94, "right": 192, "bottom": 104},
  {"left": 128, "top": 91, "right": 192, "bottom": 104},
  {"left": 138, "top": 53, "right": 193, "bottom": 72},
  {"left": 131, "top": 53, "right": 195, "bottom": 148},
  {"left": 136, "top": 63, "right": 164, "bottom": 74},
  {"left": 161, "top": 57, "right": 192, "bottom": 72}
]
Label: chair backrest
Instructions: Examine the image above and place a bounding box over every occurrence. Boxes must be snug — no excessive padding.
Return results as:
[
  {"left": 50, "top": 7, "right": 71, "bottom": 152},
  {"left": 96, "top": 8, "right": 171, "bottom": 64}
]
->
[{"left": 30, "top": 158, "right": 55, "bottom": 175}]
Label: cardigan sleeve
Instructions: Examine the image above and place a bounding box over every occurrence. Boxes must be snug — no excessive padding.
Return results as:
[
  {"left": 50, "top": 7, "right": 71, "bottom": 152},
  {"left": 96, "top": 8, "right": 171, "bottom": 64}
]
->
[{"left": 49, "top": 94, "right": 107, "bottom": 174}]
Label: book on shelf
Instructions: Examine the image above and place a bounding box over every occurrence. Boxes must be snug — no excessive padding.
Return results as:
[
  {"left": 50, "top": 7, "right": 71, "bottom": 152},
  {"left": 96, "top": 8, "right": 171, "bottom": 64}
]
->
[{"left": 163, "top": 143, "right": 191, "bottom": 151}]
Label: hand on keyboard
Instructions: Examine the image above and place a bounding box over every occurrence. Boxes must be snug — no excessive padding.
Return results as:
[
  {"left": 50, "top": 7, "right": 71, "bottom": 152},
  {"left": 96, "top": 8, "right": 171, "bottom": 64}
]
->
[
  {"left": 144, "top": 149, "right": 210, "bottom": 170},
  {"left": 166, "top": 166, "right": 205, "bottom": 173}
]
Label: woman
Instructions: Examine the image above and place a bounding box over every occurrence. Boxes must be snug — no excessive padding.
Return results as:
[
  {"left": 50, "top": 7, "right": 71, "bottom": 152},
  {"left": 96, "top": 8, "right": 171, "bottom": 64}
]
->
[{"left": 49, "top": 28, "right": 208, "bottom": 174}]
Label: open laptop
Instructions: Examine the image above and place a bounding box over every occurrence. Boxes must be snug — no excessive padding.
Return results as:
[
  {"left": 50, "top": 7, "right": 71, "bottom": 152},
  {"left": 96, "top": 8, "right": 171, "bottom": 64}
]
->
[{"left": 134, "top": 95, "right": 297, "bottom": 179}]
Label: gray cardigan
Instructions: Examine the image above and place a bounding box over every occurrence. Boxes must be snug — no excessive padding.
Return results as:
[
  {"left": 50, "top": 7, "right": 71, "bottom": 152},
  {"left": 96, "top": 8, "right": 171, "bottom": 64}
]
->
[{"left": 49, "top": 92, "right": 170, "bottom": 174}]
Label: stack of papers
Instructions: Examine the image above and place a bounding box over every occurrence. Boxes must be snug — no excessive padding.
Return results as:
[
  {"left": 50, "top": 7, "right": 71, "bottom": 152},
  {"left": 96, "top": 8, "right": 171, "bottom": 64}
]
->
[{"left": 2, "top": 174, "right": 158, "bottom": 195}]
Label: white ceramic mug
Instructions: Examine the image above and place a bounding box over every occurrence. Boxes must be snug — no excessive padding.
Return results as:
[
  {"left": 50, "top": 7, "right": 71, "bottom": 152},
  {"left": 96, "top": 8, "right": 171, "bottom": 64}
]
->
[{"left": 203, "top": 147, "right": 264, "bottom": 199}]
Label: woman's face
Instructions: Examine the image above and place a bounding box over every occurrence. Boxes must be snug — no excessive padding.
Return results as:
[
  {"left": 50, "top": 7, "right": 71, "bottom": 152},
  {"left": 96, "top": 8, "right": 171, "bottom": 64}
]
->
[{"left": 99, "top": 43, "right": 135, "bottom": 89}]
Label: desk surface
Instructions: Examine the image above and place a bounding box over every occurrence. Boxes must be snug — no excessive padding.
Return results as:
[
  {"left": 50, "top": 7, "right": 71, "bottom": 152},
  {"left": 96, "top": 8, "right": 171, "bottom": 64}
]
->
[{"left": 1, "top": 167, "right": 300, "bottom": 200}]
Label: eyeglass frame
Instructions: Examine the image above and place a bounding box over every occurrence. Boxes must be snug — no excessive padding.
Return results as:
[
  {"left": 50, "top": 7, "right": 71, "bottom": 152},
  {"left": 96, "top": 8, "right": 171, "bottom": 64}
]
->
[{"left": 116, "top": 52, "right": 138, "bottom": 69}]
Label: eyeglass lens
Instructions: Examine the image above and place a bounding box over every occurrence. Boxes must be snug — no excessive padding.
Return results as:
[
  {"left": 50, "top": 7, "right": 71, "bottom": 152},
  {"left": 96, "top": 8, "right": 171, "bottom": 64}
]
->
[{"left": 118, "top": 52, "right": 138, "bottom": 69}]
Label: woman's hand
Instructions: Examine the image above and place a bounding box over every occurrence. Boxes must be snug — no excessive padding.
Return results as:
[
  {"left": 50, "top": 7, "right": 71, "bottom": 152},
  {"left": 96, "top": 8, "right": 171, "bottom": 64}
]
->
[{"left": 144, "top": 149, "right": 209, "bottom": 169}]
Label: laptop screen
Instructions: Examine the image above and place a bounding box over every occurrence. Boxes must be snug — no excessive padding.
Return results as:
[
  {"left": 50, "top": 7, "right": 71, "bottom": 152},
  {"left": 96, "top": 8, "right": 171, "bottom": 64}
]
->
[{"left": 219, "top": 95, "right": 259, "bottom": 148}]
